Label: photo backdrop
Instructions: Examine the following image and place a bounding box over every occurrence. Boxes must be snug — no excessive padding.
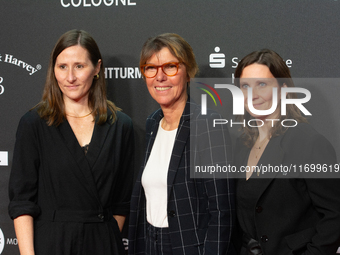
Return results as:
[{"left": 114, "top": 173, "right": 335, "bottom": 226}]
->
[{"left": 1, "top": 1, "right": 339, "bottom": 254}]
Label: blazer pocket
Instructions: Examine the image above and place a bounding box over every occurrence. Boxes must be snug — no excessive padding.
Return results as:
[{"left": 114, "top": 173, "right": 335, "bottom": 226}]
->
[{"left": 285, "top": 227, "right": 316, "bottom": 251}]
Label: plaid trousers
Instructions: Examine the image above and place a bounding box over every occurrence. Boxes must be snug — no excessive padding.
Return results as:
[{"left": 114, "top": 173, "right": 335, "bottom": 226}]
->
[{"left": 145, "top": 223, "right": 173, "bottom": 255}]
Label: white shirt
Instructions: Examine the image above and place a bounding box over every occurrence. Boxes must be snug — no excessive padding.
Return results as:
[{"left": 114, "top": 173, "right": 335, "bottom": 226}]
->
[{"left": 141, "top": 119, "right": 177, "bottom": 228}]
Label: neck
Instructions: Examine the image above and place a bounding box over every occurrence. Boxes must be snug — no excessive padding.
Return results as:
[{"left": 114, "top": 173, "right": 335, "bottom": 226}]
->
[
  {"left": 160, "top": 94, "right": 187, "bottom": 131},
  {"left": 255, "top": 110, "right": 281, "bottom": 140},
  {"left": 257, "top": 121, "right": 271, "bottom": 141},
  {"left": 64, "top": 97, "right": 92, "bottom": 117}
]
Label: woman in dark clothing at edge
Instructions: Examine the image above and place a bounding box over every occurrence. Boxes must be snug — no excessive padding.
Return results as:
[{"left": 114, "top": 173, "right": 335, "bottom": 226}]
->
[{"left": 233, "top": 49, "right": 340, "bottom": 254}]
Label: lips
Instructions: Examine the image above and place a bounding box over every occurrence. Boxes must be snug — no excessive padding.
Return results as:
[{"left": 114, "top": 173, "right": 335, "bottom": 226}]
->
[
  {"left": 65, "top": 85, "right": 79, "bottom": 89},
  {"left": 246, "top": 102, "right": 262, "bottom": 105}
]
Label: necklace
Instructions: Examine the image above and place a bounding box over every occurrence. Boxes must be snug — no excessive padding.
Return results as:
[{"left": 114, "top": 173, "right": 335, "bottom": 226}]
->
[
  {"left": 66, "top": 110, "right": 93, "bottom": 118},
  {"left": 254, "top": 137, "right": 268, "bottom": 151},
  {"left": 253, "top": 137, "right": 269, "bottom": 176},
  {"left": 254, "top": 138, "right": 269, "bottom": 158}
]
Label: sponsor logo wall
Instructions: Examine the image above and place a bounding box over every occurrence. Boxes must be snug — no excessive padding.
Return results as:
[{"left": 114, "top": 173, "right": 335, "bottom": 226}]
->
[{"left": 1, "top": 1, "right": 340, "bottom": 254}]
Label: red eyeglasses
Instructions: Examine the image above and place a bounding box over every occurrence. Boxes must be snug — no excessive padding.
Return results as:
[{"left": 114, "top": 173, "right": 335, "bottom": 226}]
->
[{"left": 141, "top": 62, "right": 181, "bottom": 78}]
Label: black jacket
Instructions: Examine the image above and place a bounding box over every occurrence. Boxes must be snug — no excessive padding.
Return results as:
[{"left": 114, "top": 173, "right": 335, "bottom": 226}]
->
[{"left": 234, "top": 123, "right": 340, "bottom": 255}]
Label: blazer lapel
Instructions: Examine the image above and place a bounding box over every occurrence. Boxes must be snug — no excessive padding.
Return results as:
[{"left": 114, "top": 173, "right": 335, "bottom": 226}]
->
[
  {"left": 254, "top": 134, "right": 285, "bottom": 198},
  {"left": 167, "top": 100, "right": 191, "bottom": 199},
  {"left": 143, "top": 110, "right": 163, "bottom": 167},
  {"left": 85, "top": 116, "right": 111, "bottom": 169}
]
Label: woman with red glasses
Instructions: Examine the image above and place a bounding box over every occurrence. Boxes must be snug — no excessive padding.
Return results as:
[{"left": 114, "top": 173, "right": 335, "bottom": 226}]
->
[{"left": 128, "top": 33, "right": 235, "bottom": 255}]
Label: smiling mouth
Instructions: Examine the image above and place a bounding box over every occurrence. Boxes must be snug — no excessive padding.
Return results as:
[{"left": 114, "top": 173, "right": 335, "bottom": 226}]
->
[
  {"left": 155, "top": 86, "right": 171, "bottom": 91},
  {"left": 66, "top": 85, "right": 79, "bottom": 88}
]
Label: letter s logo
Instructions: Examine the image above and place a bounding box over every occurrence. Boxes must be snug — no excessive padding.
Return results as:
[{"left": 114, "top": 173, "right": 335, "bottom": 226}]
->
[{"left": 209, "top": 47, "right": 225, "bottom": 68}]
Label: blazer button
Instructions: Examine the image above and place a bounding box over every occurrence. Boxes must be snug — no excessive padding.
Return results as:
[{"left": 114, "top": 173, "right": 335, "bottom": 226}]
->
[
  {"left": 98, "top": 214, "right": 104, "bottom": 220},
  {"left": 255, "top": 206, "right": 263, "bottom": 213},
  {"left": 168, "top": 210, "right": 176, "bottom": 217},
  {"left": 261, "top": 235, "right": 268, "bottom": 242}
]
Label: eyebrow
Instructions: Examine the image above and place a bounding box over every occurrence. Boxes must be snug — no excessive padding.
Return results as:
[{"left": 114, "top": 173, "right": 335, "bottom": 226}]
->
[
  {"left": 55, "top": 61, "right": 87, "bottom": 65},
  {"left": 240, "top": 78, "right": 272, "bottom": 82},
  {"left": 145, "top": 61, "right": 179, "bottom": 65}
]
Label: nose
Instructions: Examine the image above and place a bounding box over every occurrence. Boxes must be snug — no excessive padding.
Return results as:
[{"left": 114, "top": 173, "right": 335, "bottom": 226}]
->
[
  {"left": 252, "top": 87, "right": 259, "bottom": 100},
  {"left": 155, "top": 66, "right": 166, "bottom": 81},
  {"left": 66, "top": 69, "right": 76, "bottom": 83}
]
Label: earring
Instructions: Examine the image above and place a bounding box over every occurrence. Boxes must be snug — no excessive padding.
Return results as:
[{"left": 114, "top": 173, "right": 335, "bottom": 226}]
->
[{"left": 94, "top": 74, "right": 99, "bottom": 80}]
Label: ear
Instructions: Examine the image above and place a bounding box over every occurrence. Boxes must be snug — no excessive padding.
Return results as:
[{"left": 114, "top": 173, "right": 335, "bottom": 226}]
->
[
  {"left": 95, "top": 59, "right": 102, "bottom": 74},
  {"left": 280, "top": 83, "right": 288, "bottom": 100},
  {"left": 187, "top": 74, "right": 190, "bottom": 83}
]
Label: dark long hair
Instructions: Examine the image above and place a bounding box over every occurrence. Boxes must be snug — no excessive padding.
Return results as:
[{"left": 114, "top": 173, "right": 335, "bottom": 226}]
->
[
  {"left": 235, "top": 49, "right": 307, "bottom": 147},
  {"left": 36, "top": 29, "right": 118, "bottom": 126}
]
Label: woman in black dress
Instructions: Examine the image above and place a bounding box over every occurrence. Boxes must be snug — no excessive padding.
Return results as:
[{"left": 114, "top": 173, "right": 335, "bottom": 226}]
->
[
  {"left": 8, "top": 29, "right": 134, "bottom": 255},
  {"left": 233, "top": 49, "right": 340, "bottom": 254}
]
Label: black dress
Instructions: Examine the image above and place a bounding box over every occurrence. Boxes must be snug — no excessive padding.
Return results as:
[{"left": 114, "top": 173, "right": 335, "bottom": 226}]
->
[{"left": 8, "top": 109, "right": 134, "bottom": 255}]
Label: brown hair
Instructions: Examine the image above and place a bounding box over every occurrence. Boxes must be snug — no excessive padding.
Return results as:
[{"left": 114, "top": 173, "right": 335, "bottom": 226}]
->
[
  {"left": 234, "top": 49, "right": 307, "bottom": 147},
  {"left": 36, "top": 29, "right": 118, "bottom": 126},
  {"left": 139, "top": 33, "right": 198, "bottom": 82}
]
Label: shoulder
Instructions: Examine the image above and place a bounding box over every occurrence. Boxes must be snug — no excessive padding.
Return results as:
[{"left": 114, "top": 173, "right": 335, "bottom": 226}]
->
[
  {"left": 286, "top": 122, "right": 318, "bottom": 135},
  {"left": 191, "top": 103, "right": 229, "bottom": 137},
  {"left": 190, "top": 99, "right": 223, "bottom": 122},
  {"left": 112, "top": 111, "right": 134, "bottom": 134},
  {"left": 18, "top": 109, "right": 43, "bottom": 128},
  {"left": 146, "top": 108, "right": 163, "bottom": 121},
  {"left": 281, "top": 123, "right": 336, "bottom": 160},
  {"left": 115, "top": 110, "right": 133, "bottom": 125},
  {"left": 14, "top": 109, "right": 46, "bottom": 141},
  {"left": 282, "top": 123, "right": 327, "bottom": 143},
  {"left": 146, "top": 108, "right": 163, "bottom": 127}
]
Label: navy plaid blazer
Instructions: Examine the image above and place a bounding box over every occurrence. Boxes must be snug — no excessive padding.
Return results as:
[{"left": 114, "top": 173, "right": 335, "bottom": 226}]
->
[{"left": 129, "top": 99, "right": 235, "bottom": 255}]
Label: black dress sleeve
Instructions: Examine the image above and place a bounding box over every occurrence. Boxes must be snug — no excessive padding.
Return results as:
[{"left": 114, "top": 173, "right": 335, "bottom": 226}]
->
[
  {"left": 8, "top": 111, "right": 41, "bottom": 219},
  {"left": 301, "top": 133, "right": 340, "bottom": 254},
  {"left": 111, "top": 112, "right": 135, "bottom": 216}
]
